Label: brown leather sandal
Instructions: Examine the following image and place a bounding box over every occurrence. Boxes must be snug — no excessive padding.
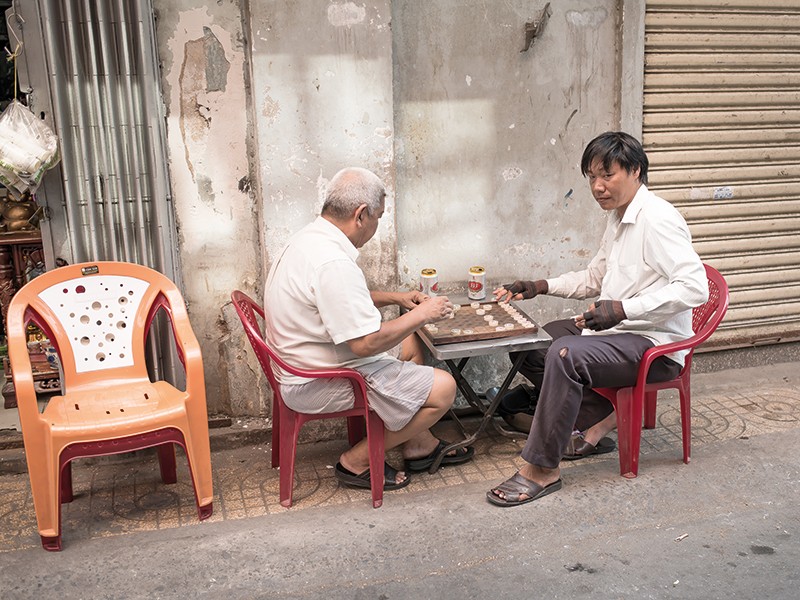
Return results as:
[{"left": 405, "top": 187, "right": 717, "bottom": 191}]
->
[{"left": 486, "top": 473, "right": 562, "bottom": 507}]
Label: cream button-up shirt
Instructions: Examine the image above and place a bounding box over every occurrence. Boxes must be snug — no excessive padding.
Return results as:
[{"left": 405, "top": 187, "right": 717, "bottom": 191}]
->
[{"left": 546, "top": 185, "right": 709, "bottom": 366}]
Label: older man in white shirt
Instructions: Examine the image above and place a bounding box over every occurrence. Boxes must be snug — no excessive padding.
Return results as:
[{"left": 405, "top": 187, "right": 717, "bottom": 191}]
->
[
  {"left": 487, "top": 131, "right": 708, "bottom": 507},
  {"left": 266, "top": 167, "right": 474, "bottom": 492}
]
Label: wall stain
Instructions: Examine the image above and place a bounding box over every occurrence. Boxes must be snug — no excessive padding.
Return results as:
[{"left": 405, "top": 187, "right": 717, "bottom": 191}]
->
[
  {"left": 179, "top": 26, "right": 230, "bottom": 182},
  {"left": 327, "top": 2, "right": 366, "bottom": 26},
  {"left": 262, "top": 86, "right": 280, "bottom": 123}
]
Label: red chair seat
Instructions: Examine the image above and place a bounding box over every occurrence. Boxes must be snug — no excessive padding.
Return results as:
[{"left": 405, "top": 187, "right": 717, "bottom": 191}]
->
[
  {"left": 593, "top": 263, "right": 730, "bottom": 478},
  {"left": 231, "top": 290, "right": 386, "bottom": 508}
]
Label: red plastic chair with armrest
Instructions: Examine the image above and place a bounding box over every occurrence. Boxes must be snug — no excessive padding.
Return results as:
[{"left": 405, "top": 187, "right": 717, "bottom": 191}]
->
[
  {"left": 230, "top": 290, "right": 386, "bottom": 508},
  {"left": 592, "top": 263, "right": 729, "bottom": 478}
]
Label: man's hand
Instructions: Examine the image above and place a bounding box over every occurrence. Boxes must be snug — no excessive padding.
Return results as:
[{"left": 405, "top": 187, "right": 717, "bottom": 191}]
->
[
  {"left": 396, "top": 290, "right": 428, "bottom": 310},
  {"left": 582, "top": 300, "right": 626, "bottom": 331},
  {"left": 414, "top": 295, "right": 454, "bottom": 323},
  {"left": 493, "top": 279, "right": 548, "bottom": 303}
]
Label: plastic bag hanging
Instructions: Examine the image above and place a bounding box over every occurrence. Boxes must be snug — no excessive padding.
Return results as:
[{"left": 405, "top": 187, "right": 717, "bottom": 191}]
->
[{"left": 0, "top": 99, "right": 61, "bottom": 199}]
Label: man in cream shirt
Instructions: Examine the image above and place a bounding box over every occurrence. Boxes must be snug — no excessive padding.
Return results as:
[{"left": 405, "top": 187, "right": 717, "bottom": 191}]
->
[{"left": 488, "top": 132, "right": 708, "bottom": 506}]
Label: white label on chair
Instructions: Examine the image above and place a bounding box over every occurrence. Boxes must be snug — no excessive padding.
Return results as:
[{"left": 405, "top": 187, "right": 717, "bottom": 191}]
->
[{"left": 39, "top": 275, "right": 151, "bottom": 373}]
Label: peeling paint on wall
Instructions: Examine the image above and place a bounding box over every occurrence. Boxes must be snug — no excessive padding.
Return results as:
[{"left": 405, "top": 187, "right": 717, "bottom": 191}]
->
[
  {"left": 262, "top": 87, "right": 280, "bottom": 123},
  {"left": 327, "top": 2, "right": 367, "bottom": 26},
  {"left": 202, "top": 26, "right": 230, "bottom": 92},
  {"left": 159, "top": 5, "right": 260, "bottom": 417}
]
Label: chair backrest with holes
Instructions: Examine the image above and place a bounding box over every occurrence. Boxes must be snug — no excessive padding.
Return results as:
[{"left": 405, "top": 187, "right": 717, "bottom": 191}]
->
[{"left": 8, "top": 262, "right": 180, "bottom": 392}]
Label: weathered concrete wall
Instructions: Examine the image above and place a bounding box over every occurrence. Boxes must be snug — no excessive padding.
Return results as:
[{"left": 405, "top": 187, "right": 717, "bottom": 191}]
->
[
  {"left": 153, "top": 0, "right": 264, "bottom": 416},
  {"left": 393, "top": 0, "right": 619, "bottom": 317},
  {"left": 150, "top": 0, "right": 639, "bottom": 416},
  {"left": 248, "top": 1, "right": 397, "bottom": 293},
  {"left": 392, "top": 0, "right": 623, "bottom": 386}
]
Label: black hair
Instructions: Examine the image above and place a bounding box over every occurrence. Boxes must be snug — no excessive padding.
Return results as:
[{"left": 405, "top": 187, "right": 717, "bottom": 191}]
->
[{"left": 580, "top": 131, "right": 649, "bottom": 185}]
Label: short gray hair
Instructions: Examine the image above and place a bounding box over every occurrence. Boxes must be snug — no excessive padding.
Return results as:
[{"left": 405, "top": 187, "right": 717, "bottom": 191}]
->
[{"left": 321, "top": 167, "right": 385, "bottom": 219}]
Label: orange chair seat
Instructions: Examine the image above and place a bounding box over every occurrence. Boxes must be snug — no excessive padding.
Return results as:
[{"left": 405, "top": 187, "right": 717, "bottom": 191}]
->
[{"left": 43, "top": 381, "right": 187, "bottom": 435}]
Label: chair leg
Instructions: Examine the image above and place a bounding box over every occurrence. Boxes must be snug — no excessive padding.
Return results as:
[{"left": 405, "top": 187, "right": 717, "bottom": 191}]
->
[
  {"left": 279, "top": 409, "right": 302, "bottom": 508},
  {"left": 643, "top": 391, "right": 659, "bottom": 429},
  {"left": 365, "top": 412, "right": 385, "bottom": 509},
  {"left": 271, "top": 396, "right": 281, "bottom": 469},
  {"left": 182, "top": 415, "right": 215, "bottom": 520},
  {"left": 157, "top": 444, "right": 178, "bottom": 484},
  {"left": 679, "top": 383, "right": 692, "bottom": 464},
  {"left": 347, "top": 416, "right": 366, "bottom": 446},
  {"left": 614, "top": 387, "right": 643, "bottom": 478},
  {"left": 60, "top": 461, "right": 74, "bottom": 503},
  {"left": 28, "top": 453, "right": 63, "bottom": 551}
]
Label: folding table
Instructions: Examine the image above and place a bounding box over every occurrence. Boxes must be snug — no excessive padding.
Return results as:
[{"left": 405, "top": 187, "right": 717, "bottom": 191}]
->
[{"left": 417, "top": 297, "right": 552, "bottom": 473}]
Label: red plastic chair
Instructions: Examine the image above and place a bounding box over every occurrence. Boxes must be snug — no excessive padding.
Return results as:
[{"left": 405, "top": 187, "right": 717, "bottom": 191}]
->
[
  {"left": 8, "top": 262, "right": 214, "bottom": 551},
  {"left": 230, "top": 290, "right": 386, "bottom": 508},
  {"left": 593, "top": 264, "right": 729, "bottom": 478}
]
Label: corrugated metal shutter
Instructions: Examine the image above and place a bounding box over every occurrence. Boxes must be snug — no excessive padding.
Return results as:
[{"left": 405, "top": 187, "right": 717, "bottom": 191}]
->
[
  {"left": 9, "top": 0, "right": 182, "bottom": 383},
  {"left": 643, "top": 0, "right": 800, "bottom": 350}
]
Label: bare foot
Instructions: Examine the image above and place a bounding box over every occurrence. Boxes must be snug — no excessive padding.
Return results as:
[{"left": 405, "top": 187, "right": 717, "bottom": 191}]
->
[
  {"left": 401, "top": 437, "right": 441, "bottom": 461},
  {"left": 582, "top": 411, "right": 618, "bottom": 447}
]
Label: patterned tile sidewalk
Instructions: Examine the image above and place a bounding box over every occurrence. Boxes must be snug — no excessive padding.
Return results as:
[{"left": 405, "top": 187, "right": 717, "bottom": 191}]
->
[{"left": 2, "top": 376, "right": 800, "bottom": 552}]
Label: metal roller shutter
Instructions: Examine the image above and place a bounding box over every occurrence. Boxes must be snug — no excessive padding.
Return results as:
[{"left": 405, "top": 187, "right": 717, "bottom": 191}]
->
[{"left": 643, "top": 0, "right": 800, "bottom": 349}]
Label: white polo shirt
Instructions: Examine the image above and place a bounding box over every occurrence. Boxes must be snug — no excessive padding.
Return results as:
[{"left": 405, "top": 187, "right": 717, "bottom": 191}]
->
[
  {"left": 264, "top": 216, "right": 388, "bottom": 384},
  {"left": 546, "top": 185, "right": 709, "bottom": 366}
]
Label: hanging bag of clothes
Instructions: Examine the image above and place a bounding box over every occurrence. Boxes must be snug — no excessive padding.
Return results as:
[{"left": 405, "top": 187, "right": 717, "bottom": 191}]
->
[{"left": 0, "top": 99, "right": 60, "bottom": 199}]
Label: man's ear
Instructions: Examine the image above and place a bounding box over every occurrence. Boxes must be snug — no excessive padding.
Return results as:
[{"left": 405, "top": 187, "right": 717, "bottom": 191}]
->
[{"left": 354, "top": 203, "right": 369, "bottom": 223}]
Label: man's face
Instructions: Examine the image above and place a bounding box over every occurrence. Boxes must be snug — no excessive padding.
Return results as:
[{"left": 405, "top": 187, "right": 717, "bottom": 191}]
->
[
  {"left": 355, "top": 199, "right": 385, "bottom": 248},
  {"left": 585, "top": 159, "right": 641, "bottom": 215}
]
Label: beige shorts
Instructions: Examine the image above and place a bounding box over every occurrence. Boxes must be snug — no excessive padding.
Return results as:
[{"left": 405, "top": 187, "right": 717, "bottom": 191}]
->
[{"left": 280, "top": 346, "right": 433, "bottom": 432}]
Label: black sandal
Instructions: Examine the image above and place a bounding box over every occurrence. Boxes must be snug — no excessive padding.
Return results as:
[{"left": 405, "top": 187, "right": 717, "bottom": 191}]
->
[
  {"left": 334, "top": 461, "right": 411, "bottom": 490},
  {"left": 404, "top": 439, "right": 475, "bottom": 472}
]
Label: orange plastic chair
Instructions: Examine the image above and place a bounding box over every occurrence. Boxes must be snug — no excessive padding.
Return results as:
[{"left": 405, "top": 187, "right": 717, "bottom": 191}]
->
[
  {"left": 593, "top": 264, "right": 729, "bottom": 478},
  {"left": 8, "top": 261, "right": 214, "bottom": 550},
  {"left": 230, "top": 290, "right": 386, "bottom": 508}
]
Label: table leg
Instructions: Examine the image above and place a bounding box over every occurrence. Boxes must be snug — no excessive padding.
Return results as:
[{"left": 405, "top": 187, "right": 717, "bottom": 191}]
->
[{"left": 429, "top": 352, "right": 530, "bottom": 473}]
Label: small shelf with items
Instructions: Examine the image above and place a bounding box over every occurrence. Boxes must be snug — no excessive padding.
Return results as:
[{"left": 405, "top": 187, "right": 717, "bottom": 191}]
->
[
  {"left": 2, "top": 330, "right": 61, "bottom": 409},
  {"left": 0, "top": 185, "right": 59, "bottom": 408}
]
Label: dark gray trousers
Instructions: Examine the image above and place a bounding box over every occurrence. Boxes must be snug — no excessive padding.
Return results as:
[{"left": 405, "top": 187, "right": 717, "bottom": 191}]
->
[{"left": 511, "top": 319, "right": 681, "bottom": 469}]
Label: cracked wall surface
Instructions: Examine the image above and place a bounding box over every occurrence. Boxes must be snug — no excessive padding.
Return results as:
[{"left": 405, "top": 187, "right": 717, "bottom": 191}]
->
[
  {"left": 151, "top": 0, "right": 632, "bottom": 416},
  {"left": 155, "top": 1, "right": 264, "bottom": 416}
]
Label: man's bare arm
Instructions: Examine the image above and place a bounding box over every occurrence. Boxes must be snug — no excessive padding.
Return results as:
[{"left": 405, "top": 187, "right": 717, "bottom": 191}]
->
[{"left": 347, "top": 296, "right": 453, "bottom": 357}]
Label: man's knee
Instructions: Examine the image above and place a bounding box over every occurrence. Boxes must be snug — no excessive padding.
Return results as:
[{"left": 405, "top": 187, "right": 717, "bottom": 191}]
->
[
  {"left": 546, "top": 339, "right": 568, "bottom": 362},
  {"left": 427, "top": 368, "right": 456, "bottom": 410}
]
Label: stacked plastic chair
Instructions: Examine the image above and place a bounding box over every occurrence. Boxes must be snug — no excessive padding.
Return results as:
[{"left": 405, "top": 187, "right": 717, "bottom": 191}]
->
[{"left": 8, "top": 261, "right": 214, "bottom": 550}]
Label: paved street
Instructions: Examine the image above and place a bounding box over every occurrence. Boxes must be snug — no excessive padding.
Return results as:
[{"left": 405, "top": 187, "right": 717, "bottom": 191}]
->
[{"left": 0, "top": 361, "right": 799, "bottom": 599}]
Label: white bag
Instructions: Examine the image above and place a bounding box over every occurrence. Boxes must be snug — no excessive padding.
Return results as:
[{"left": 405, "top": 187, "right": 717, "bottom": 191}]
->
[{"left": 0, "top": 100, "right": 61, "bottom": 198}]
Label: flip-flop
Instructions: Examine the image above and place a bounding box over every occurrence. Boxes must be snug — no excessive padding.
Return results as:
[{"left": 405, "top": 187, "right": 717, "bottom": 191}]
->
[
  {"left": 404, "top": 439, "right": 476, "bottom": 472},
  {"left": 486, "top": 472, "right": 563, "bottom": 507},
  {"left": 562, "top": 432, "right": 616, "bottom": 461},
  {"left": 334, "top": 461, "right": 411, "bottom": 491}
]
